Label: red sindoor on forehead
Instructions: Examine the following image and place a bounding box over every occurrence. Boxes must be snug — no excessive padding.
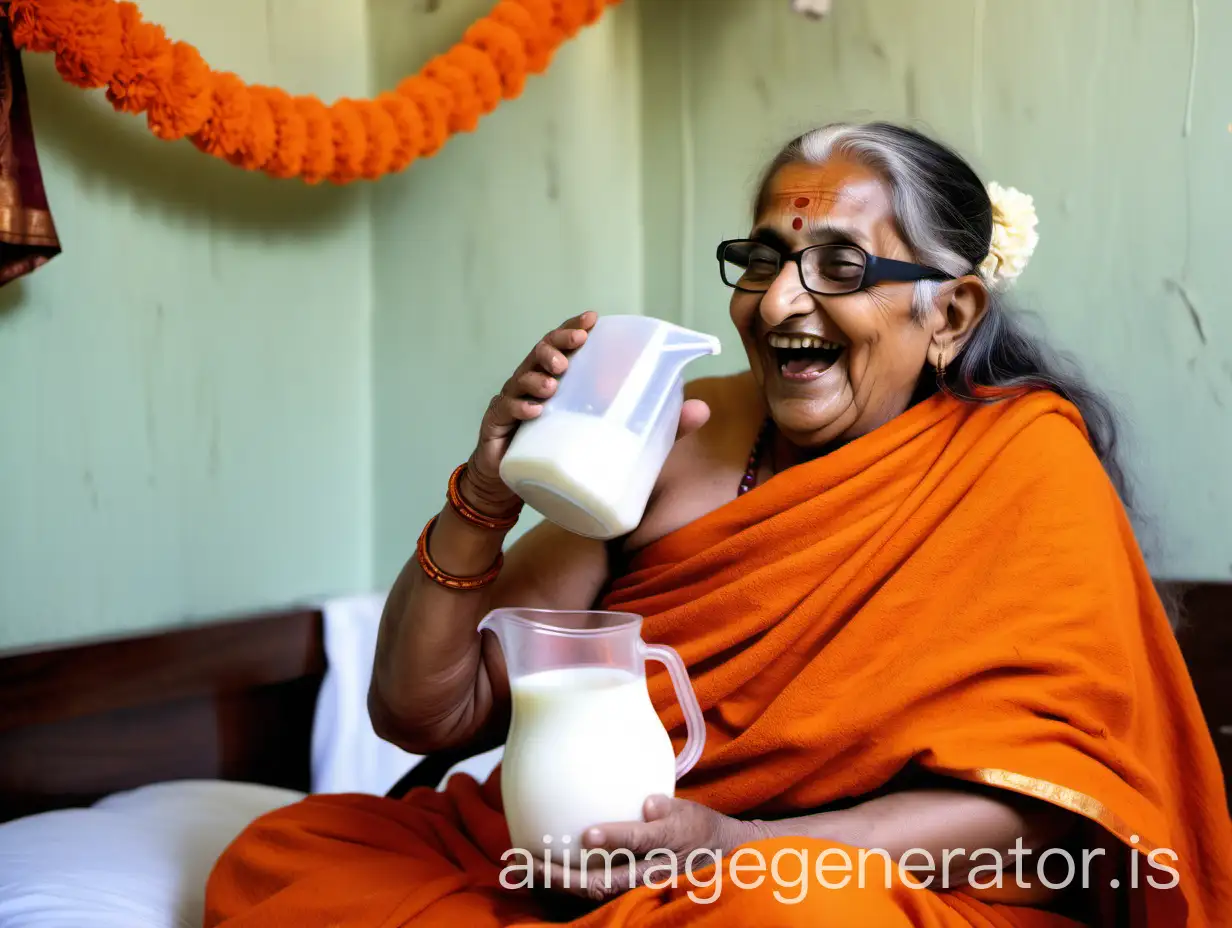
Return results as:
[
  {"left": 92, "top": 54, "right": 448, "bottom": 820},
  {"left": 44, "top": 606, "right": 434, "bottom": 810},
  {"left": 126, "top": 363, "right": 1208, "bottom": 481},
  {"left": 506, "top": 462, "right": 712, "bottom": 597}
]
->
[{"left": 791, "top": 196, "right": 809, "bottom": 230}]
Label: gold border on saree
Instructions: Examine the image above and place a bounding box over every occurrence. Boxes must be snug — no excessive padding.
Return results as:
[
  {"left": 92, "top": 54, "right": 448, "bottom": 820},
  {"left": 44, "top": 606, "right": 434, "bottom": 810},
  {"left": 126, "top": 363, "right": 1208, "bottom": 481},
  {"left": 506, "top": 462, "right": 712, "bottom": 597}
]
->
[{"left": 940, "top": 767, "right": 1159, "bottom": 853}]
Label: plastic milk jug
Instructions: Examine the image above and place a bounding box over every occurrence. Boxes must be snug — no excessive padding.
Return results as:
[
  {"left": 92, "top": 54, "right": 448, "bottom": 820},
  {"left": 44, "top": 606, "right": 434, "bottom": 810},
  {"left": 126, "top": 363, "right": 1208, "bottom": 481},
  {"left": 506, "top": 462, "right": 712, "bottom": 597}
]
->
[
  {"left": 477, "top": 608, "right": 705, "bottom": 859},
  {"left": 499, "top": 315, "right": 721, "bottom": 539}
]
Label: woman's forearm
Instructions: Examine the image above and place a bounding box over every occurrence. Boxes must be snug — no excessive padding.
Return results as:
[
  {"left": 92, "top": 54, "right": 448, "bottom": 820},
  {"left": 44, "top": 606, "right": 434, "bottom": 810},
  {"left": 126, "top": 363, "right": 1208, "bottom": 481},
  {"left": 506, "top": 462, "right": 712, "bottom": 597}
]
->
[
  {"left": 368, "top": 475, "right": 512, "bottom": 754},
  {"left": 370, "top": 315, "right": 610, "bottom": 754},
  {"left": 750, "top": 788, "right": 1074, "bottom": 885}
]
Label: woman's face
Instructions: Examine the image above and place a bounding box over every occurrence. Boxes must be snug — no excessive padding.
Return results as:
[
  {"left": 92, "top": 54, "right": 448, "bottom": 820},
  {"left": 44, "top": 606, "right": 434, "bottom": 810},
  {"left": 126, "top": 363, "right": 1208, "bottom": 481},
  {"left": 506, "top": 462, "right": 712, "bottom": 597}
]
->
[{"left": 730, "top": 158, "right": 942, "bottom": 448}]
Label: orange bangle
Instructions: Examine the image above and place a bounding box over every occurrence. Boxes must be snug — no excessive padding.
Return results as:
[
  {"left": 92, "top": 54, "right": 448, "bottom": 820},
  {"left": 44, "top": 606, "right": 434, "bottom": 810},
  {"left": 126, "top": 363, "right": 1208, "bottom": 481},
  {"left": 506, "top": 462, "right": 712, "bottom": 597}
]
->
[
  {"left": 416, "top": 516, "right": 503, "bottom": 592},
  {"left": 448, "top": 464, "right": 521, "bottom": 531}
]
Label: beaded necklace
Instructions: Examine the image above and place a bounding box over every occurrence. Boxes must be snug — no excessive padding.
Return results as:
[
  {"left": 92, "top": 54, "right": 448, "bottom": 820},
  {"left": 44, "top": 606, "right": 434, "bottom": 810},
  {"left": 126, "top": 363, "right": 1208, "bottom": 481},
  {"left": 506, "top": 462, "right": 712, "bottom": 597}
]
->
[{"left": 737, "top": 417, "right": 775, "bottom": 496}]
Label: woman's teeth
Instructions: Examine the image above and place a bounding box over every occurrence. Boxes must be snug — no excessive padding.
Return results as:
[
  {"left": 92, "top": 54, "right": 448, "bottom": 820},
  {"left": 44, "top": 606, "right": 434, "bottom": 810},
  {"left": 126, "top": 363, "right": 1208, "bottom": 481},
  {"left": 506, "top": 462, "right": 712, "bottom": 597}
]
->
[
  {"left": 766, "top": 332, "right": 845, "bottom": 381},
  {"left": 766, "top": 333, "right": 844, "bottom": 351}
]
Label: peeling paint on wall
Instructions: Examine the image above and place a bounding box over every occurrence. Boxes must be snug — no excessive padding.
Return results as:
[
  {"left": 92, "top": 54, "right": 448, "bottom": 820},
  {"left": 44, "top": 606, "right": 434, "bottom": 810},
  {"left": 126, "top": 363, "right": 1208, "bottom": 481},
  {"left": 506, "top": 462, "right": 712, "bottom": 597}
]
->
[{"left": 1165, "top": 278, "right": 1207, "bottom": 345}]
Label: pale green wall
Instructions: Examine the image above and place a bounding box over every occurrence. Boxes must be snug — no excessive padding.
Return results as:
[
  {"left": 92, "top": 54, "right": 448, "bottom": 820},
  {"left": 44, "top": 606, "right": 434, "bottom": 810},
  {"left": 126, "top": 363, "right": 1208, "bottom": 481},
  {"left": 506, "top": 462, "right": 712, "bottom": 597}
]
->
[
  {"left": 640, "top": 0, "right": 1232, "bottom": 580},
  {"left": 4, "top": 0, "right": 1227, "bottom": 651},
  {"left": 0, "top": 0, "right": 374, "bottom": 648},
  {"left": 367, "top": 0, "right": 645, "bottom": 586}
]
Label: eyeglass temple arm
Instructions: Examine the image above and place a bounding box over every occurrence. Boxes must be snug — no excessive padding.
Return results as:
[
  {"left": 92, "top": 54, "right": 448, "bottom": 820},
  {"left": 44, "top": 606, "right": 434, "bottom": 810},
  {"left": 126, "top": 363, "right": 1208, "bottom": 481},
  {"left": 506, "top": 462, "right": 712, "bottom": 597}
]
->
[{"left": 864, "top": 254, "right": 950, "bottom": 282}]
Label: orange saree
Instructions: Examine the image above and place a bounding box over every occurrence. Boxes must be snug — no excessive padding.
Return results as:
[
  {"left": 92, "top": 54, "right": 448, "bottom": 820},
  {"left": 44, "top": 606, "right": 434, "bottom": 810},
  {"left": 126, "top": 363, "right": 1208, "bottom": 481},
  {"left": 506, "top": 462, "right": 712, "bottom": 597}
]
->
[{"left": 205, "top": 390, "right": 1232, "bottom": 928}]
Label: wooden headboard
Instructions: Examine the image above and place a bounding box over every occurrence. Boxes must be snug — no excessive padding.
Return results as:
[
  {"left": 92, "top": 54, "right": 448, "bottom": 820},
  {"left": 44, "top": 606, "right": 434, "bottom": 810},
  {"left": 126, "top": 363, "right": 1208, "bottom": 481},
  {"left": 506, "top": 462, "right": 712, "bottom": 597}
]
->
[
  {"left": 0, "top": 584, "right": 1228, "bottom": 824},
  {"left": 0, "top": 608, "right": 325, "bottom": 822},
  {"left": 1170, "top": 582, "right": 1232, "bottom": 799}
]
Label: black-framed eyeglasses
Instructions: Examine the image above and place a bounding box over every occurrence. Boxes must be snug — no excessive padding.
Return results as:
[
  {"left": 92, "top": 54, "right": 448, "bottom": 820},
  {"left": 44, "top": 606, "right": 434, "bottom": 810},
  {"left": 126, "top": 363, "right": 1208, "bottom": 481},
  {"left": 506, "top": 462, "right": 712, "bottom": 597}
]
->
[{"left": 716, "top": 239, "right": 951, "bottom": 296}]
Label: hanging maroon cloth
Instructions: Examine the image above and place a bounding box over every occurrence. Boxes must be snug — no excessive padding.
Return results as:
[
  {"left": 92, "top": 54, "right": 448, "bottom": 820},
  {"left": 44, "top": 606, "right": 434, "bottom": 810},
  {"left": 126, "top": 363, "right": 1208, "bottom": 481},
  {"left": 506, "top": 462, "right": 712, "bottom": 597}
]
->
[{"left": 0, "top": 18, "right": 59, "bottom": 286}]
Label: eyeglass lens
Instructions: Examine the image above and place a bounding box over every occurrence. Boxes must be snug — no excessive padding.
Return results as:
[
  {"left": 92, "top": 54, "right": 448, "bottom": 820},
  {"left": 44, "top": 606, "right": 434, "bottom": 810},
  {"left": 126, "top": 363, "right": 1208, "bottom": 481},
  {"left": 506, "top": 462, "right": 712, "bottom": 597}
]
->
[{"left": 720, "top": 241, "right": 867, "bottom": 295}]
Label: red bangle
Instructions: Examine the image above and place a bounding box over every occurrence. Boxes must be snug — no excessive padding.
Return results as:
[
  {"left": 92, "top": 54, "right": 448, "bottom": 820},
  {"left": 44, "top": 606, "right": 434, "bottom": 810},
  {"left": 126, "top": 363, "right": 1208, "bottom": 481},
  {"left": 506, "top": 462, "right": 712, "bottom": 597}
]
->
[
  {"left": 416, "top": 516, "right": 503, "bottom": 592},
  {"left": 447, "top": 464, "right": 521, "bottom": 532}
]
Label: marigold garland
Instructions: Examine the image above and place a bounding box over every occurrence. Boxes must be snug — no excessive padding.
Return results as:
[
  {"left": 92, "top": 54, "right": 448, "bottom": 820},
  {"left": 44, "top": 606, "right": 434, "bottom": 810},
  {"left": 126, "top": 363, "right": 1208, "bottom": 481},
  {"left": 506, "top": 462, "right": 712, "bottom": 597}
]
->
[{"left": 4, "top": 0, "right": 620, "bottom": 184}]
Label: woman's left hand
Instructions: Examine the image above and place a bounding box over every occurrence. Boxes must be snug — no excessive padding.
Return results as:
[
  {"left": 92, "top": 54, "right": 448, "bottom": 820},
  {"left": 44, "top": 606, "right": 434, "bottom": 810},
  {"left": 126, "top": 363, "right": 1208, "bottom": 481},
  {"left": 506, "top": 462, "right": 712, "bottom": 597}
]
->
[{"left": 531, "top": 795, "right": 764, "bottom": 902}]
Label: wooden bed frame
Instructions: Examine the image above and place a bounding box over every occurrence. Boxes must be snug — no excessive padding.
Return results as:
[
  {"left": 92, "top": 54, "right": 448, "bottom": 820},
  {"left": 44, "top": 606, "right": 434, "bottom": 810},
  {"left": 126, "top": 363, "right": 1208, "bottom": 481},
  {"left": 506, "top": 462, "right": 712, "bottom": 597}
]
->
[
  {"left": 1, "top": 584, "right": 1229, "bottom": 824},
  {"left": 0, "top": 608, "right": 326, "bottom": 822}
]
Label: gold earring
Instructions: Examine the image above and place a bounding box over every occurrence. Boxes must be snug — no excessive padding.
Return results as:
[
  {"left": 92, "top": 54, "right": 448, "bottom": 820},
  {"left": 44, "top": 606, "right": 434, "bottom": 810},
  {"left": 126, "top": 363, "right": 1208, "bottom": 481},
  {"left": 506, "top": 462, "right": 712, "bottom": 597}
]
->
[{"left": 936, "top": 343, "right": 947, "bottom": 380}]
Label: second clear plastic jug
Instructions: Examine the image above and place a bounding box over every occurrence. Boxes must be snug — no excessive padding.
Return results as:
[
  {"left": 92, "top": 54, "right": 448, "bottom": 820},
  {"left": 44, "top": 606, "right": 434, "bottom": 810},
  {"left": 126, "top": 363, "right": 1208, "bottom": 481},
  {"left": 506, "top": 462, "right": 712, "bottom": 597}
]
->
[
  {"left": 499, "top": 315, "right": 721, "bottom": 539},
  {"left": 477, "top": 608, "right": 705, "bottom": 857}
]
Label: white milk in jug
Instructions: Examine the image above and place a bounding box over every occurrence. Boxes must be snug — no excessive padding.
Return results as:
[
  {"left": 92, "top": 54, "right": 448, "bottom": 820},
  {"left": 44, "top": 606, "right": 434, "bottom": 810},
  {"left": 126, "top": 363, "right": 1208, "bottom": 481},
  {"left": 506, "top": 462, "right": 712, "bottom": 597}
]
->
[
  {"left": 498, "top": 409, "right": 665, "bottom": 540},
  {"left": 500, "top": 666, "right": 677, "bottom": 858}
]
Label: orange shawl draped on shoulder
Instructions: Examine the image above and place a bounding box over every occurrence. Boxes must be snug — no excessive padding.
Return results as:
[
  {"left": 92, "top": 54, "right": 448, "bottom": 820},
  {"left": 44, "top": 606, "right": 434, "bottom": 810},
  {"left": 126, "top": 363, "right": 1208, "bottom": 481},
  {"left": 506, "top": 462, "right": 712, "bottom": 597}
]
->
[{"left": 205, "top": 391, "right": 1232, "bottom": 928}]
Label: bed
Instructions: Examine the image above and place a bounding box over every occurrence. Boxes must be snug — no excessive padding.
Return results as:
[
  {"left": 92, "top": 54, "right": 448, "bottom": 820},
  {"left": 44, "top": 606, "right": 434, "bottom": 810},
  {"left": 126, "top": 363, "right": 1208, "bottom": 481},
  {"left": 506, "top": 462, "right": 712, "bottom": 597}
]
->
[
  {"left": 0, "top": 584, "right": 1228, "bottom": 926},
  {"left": 0, "top": 598, "right": 503, "bottom": 927}
]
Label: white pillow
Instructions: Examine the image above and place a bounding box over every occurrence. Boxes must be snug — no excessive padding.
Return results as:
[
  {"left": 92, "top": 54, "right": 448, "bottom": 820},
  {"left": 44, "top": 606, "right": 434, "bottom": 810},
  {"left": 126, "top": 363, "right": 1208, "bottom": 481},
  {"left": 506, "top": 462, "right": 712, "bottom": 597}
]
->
[{"left": 0, "top": 780, "right": 304, "bottom": 928}]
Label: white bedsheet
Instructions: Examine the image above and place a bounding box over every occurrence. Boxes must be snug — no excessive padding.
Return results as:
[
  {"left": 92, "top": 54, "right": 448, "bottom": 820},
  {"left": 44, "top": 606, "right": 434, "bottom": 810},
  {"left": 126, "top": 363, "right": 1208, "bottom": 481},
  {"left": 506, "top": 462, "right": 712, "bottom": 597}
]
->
[
  {"left": 0, "top": 781, "right": 304, "bottom": 928},
  {"left": 310, "top": 590, "right": 420, "bottom": 795}
]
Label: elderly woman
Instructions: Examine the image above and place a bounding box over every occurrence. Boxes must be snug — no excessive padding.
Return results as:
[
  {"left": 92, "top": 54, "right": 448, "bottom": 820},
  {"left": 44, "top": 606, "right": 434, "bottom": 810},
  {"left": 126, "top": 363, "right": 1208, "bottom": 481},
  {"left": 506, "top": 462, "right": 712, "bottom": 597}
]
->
[{"left": 205, "top": 123, "right": 1231, "bottom": 928}]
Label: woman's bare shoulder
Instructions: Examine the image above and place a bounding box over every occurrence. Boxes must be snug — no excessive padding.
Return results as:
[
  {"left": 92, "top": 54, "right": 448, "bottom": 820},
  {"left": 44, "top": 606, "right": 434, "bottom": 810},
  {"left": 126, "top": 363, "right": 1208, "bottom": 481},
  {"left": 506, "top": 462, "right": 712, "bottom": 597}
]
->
[
  {"left": 685, "top": 370, "right": 761, "bottom": 417},
  {"left": 683, "top": 371, "right": 765, "bottom": 459},
  {"left": 622, "top": 371, "right": 763, "bottom": 553}
]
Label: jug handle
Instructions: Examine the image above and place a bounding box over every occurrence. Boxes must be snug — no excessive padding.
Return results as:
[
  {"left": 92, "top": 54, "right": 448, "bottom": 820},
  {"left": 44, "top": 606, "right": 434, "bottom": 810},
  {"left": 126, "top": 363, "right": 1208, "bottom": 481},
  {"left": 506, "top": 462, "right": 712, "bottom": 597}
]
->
[{"left": 642, "top": 643, "right": 705, "bottom": 779}]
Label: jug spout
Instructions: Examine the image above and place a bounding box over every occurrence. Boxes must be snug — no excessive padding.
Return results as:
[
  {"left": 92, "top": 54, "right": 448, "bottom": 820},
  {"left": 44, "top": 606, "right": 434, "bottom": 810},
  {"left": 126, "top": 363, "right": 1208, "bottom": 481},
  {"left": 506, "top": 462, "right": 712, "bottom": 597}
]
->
[
  {"left": 664, "top": 321, "right": 722, "bottom": 356},
  {"left": 659, "top": 322, "right": 722, "bottom": 380},
  {"left": 476, "top": 610, "right": 529, "bottom": 665},
  {"left": 475, "top": 611, "right": 501, "bottom": 639},
  {"left": 605, "top": 321, "right": 721, "bottom": 430},
  {"left": 476, "top": 610, "right": 521, "bottom": 677}
]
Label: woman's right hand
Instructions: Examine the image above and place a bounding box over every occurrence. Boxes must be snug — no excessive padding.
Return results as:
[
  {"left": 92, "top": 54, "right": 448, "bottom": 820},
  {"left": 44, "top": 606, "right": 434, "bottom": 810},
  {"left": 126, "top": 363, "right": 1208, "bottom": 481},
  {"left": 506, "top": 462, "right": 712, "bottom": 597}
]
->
[{"left": 462, "top": 311, "right": 598, "bottom": 515}]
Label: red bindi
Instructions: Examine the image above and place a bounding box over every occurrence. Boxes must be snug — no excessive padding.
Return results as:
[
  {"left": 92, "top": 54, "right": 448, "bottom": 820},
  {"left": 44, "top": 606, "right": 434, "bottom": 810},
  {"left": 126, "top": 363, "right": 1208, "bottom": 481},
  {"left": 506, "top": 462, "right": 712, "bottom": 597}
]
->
[
  {"left": 792, "top": 217, "right": 804, "bottom": 230},
  {"left": 793, "top": 197, "right": 810, "bottom": 208}
]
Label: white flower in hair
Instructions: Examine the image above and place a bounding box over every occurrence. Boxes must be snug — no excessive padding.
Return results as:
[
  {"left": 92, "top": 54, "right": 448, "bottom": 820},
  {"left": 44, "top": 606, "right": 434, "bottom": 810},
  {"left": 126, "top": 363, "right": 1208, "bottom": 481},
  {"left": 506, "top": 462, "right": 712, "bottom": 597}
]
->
[
  {"left": 979, "top": 182, "right": 1039, "bottom": 289},
  {"left": 791, "top": 0, "right": 833, "bottom": 17}
]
